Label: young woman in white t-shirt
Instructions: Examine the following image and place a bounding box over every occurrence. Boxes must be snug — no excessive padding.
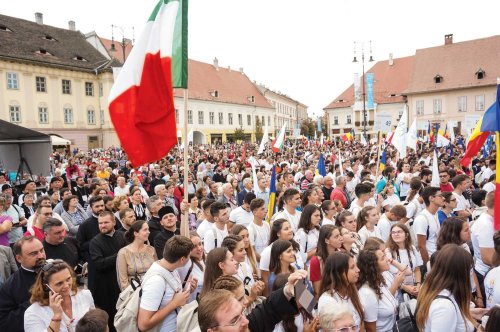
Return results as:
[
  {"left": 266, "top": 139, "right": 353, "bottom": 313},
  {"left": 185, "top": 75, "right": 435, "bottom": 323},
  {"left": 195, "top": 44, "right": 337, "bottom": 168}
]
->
[
  {"left": 356, "top": 206, "right": 382, "bottom": 245},
  {"left": 320, "top": 200, "right": 336, "bottom": 226},
  {"left": 336, "top": 211, "right": 361, "bottom": 256},
  {"left": 357, "top": 249, "right": 400, "bottom": 332},
  {"left": 231, "top": 224, "right": 259, "bottom": 280},
  {"left": 200, "top": 247, "right": 239, "bottom": 299},
  {"left": 176, "top": 231, "right": 206, "bottom": 303},
  {"left": 294, "top": 204, "right": 321, "bottom": 264},
  {"left": 385, "top": 223, "right": 423, "bottom": 300},
  {"left": 318, "top": 252, "right": 364, "bottom": 330},
  {"left": 416, "top": 244, "right": 485, "bottom": 332}
]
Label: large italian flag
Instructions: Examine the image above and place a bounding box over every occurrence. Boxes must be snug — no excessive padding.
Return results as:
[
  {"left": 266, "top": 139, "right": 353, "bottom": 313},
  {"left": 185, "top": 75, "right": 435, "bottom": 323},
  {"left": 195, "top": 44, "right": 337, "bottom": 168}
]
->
[{"left": 108, "top": 0, "right": 188, "bottom": 167}]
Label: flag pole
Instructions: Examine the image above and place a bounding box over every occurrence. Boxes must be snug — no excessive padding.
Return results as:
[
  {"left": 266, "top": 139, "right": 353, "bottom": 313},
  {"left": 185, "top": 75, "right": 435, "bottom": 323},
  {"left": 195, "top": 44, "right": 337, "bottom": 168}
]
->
[
  {"left": 182, "top": 89, "right": 189, "bottom": 236},
  {"left": 375, "top": 131, "right": 382, "bottom": 179}
]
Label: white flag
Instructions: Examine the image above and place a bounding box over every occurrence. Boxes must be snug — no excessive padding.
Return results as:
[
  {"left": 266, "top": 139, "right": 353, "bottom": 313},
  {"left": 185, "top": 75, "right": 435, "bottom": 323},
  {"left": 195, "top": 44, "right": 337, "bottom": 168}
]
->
[
  {"left": 436, "top": 133, "right": 450, "bottom": 147},
  {"left": 391, "top": 107, "right": 408, "bottom": 158},
  {"left": 448, "top": 122, "right": 455, "bottom": 142},
  {"left": 251, "top": 160, "right": 259, "bottom": 193},
  {"left": 338, "top": 150, "right": 344, "bottom": 176},
  {"left": 431, "top": 150, "right": 440, "bottom": 187},
  {"left": 407, "top": 120, "right": 418, "bottom": 151},
  {"left": 257, "top": 126, "right": 269, "bottom": 155},
  {"left": 320, "top": 133, "right": 324, "bottom": 145},
  {"left": 360, "top": 133, "right": 367, "bottom": 146}
]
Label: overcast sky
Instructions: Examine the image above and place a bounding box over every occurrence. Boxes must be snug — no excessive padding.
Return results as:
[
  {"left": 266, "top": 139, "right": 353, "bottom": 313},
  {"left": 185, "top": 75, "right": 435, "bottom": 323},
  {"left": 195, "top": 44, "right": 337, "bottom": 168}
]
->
[{"left": 1, "top": 0, "right": 499, "bottom": 117}]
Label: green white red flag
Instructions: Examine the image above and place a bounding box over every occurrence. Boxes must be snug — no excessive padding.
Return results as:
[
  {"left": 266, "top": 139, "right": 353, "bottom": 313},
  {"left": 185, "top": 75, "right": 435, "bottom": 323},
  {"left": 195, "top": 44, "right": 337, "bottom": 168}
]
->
[{"left": 108, "top": 0, "right": 188, "bottom": 166}]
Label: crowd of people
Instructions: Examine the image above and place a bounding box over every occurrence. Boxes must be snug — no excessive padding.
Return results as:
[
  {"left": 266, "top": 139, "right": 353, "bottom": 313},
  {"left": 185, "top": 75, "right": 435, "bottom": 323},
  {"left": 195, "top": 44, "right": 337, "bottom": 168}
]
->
[{"left": 0, "top": 137, "right": 498, "bottom": 332}]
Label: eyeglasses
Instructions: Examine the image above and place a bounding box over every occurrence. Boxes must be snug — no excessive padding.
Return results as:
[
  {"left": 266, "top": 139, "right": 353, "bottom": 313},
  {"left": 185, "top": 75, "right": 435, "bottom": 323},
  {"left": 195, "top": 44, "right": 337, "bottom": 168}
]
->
[
  {"left": 41, "top": 259, "right": 65, "bottom": 273},
  {"left": 326, "top": 325, "right": 359, "bottom": 332},
  {"left": 210, "top": 309, "right": 245, "bottom": 329}
]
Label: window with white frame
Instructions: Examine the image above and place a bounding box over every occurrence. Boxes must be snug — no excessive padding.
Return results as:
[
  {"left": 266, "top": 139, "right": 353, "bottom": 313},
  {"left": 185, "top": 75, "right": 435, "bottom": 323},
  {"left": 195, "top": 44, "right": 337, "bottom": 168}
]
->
[
  {"left": 38, "top": 107, "right": 48, "bottom": 124},
  {"left": 346, "top": 115, "right": 352, "bottom": 124},
  {"left": 247, "top": 115, "right": 251, "bottom": 126},
  {"left": 85, "top": 82, "right": 94, "bottom": 96},
  {"left": 64, "top": 108, "right": 73, "bottom": 124},
  {"left": 457, "top": 96, "right": 467, "bottom": 112},
  {"left": 198, "top": 110, "right": 204, "bottom": 124},
  {"left": 262, "top": 116, "right": 265, "bottom": 126},
  {"left": 87, "top": 108, "right": 96, "bottom": 125},
  {"left": 416, "top": 100, "right": 424, "bottom": 115},
  {"left": 36, "top": 76, "right": 46, "bottom": 92},
  {"left": 7, "top": 72, "right": 18, "bottom": 89},
  {"left": 99, "top": 83, "right": 103, "bottom": 97},
  {"left": 210, "top": 112, "right": 214, "bottom": 125},
  {"left": 333, "top": 116, "right": 339, "bottom": 125},
  {"left": 175, "top": 109, "right": 179, "bottom": 124},
  {"left": 188, "top": 110, "right": 193, "bottom": 124},
  {"left": 268, "top": 116, "right": 271, "bottom": 126},
  {"left": 62, "top": 79, "right": 71, "bottom": 94},
  {"left": 475, "top": 95, "right": 485, "bottom": 111},
  {"left": 100, "top": 110, "right": 105, "bottom": 125},
  {"left": 238, "top": 114, "right": 242, "bottom": 126},
  {"left": 9, "top": 105, "right": 21, "bottom": 122},
  {"left": 229, "top": 113, "right": 233, "bottom": 125},
  {"left": 433, "top": 99, "right": 442, "bottom": 114},
  {"left": 219, "top": 112, "right": 223, "bottom": 125}
]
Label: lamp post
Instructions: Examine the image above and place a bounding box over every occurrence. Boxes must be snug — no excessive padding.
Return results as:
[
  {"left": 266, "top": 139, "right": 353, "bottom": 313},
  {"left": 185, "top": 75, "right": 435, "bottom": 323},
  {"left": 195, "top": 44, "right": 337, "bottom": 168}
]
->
[
  {"left": 352, "top": 41, "right": 374, "bottom": 139},
  {"left": 110, "top": 25, "right": 135, "bottom": 63}
]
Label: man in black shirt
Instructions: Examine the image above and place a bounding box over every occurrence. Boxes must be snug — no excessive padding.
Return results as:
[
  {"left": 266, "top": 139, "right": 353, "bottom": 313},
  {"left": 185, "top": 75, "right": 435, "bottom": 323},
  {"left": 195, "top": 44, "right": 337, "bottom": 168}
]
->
[
  {"left": 0, "top": 236, "right": 46, "bottom": 332},
  {"left": 153, "top": 206, "right": 179, "bottom": 259},
  {"left": 146, "top": 195, "right": 164, "bottom": 244},
  {"left": 43, "top": 218, "right": 81, "bottom": 268},
  {"left": 72, "top": 176, "right": 90, "bottom": 207}
]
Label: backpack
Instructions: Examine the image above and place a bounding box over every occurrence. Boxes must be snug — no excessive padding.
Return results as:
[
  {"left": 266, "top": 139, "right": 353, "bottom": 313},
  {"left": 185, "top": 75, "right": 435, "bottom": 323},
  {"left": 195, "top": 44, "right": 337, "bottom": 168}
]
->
[
  {"left": 176, "top": 299, "right": 200, "bottom": 332},
  {"left": 114, "top": 270, "right": 177, "bottom": 332}
]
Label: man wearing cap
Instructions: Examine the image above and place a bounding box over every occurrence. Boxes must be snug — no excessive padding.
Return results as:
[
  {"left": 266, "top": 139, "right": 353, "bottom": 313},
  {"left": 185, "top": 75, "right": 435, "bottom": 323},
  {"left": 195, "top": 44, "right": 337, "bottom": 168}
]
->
[
  {"left": 153, "top": 206, "right": 179, "bottom": 259},
  {"left": 17, "top": 180, "right": 37, "bottom": 206}
]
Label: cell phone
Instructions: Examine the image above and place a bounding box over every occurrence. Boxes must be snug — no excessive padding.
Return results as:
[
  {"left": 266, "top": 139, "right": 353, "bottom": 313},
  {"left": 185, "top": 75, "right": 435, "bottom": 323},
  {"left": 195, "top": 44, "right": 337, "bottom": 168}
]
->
[
  {"left": 45, "top": 283, "right": 57, "bottom": 294},
  {"left": 294, "top": 279, "right": 317, "bottom": 315}
]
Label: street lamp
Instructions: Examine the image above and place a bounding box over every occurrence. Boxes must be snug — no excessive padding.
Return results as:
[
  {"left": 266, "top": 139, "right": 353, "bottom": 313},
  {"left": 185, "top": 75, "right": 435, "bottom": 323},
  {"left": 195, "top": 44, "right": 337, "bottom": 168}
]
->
[
  {"left": 352, "top": 41, "right": 374, "bottom": 139},
  {"left": 110, "top": 25, "right": 135, "bottom": 63}
]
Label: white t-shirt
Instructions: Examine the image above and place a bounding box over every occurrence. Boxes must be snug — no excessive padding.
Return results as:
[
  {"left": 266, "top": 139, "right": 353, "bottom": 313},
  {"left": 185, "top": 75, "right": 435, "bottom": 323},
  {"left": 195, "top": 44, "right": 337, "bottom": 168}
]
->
[
  {"left": 321, "top": 217, "right": 335, "bottom": 226},
  {"left": 272, "top": 209, "right": 301, "bottom": 232},
  {"left": 385, "top": 247, "right": 422, "bottom": 285},
  {"left": 247, "top": 222, "right": 271, "bottom": 255},
  {"left": 236, "top": 261, "right": 255, "bottom": 287},
  {"left": 471, "top": 212, "right": 494, "bottom": 275},
  {"left": 259, "top": 244, "right": 305, "bottom": 272},
  {"left": 318, "top": 291, "right": 361, "bottom": 328},
  {"left": 196, "top": 219, "right": 213, "bottom": 240},
  {"left": 377, "top": 214, "right": 394, "bottom": 242},
  {"left": 413, "top": 209, "right": 440, "bottom": 256},
  {"left": 397, "top": 172, "right": 412, "bottom": 197},
  {"left": 452, "top": 192, "right": 470, "bottom": 212},
  {"left": 424, "top": 289, "right": 474, "bottom": 332},
  {"left": 203, "top": 224, "right": 228, "bottom": 253},
  {"left": 404, "top": 195, "right": 423, "bottom": 220},
  {"left": 229, "top": 207, "right": 253, "bottom": 227},
  {"left": 294, "top": 228, "right": 319, "bottom": 264},
  {"left": 349, "top": 200, "right": 363, "bottom": 219},
  {"left": 358, "top": 225, "right": 382, "bottom": 245},
  {"left": 359, "top": 281, "right": 398, "bottom": 331},
  {"left": 484, "top": 266, "right": 500, "bottom": 308},
  {"left": 482, "top": 181, "right": 495, "bottom": 193},
  {"left": 140, "top": 262, "right": 182, "bottom": 332},
  {"left": 273, "top": 314, "right": 304, "bottom": 332},
  {"left": 382, "top": 195, "right": 400, "bottom": 211}
]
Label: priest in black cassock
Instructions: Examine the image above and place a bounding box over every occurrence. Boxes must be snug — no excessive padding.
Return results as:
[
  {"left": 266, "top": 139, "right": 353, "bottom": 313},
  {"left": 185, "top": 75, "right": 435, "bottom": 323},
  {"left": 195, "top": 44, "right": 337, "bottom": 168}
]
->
[{"left": 89, "top": 210, "right": 125, "bottom": 332}]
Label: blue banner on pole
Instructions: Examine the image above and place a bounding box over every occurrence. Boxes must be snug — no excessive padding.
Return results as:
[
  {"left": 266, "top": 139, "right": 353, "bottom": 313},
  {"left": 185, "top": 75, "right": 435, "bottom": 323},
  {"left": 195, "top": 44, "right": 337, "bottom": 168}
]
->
[
  {"left": 317, "top": 117, "right": 322, "bottom": 132},
  {"left": 366, "top": 73, "right": 374, "bottom": 109}
]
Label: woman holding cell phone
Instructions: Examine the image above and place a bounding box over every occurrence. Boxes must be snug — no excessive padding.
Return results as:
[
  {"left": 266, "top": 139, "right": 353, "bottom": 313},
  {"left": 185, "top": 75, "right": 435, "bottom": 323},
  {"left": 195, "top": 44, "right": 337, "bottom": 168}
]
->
[{"left": 24, "top": 259, "right": 95, "bottom": 331}]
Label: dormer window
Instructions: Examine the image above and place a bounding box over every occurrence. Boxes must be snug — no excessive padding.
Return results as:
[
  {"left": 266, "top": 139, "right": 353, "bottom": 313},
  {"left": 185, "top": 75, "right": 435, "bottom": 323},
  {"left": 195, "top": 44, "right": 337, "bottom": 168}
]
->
[
  {"left": 36, "top": 49, "right": 53, "bottom": 56},
  {"left": 247, "top": 96, "right": 255, "bottom": 103},
  {"left": 43, "top": 35, "right": 57, "bottom": 41},
  {"left": 0, "top": 25, "right": 12, "bottom": 32},
  {"left": 210, "top": 90, "right": 219, "bottom": 98},
  {"left": 337, "top": 99, "right": 345, "bottom": 103},
  {"left": 475, "top": 68, "right": 485, "bottom": 80},
  {"left": 434, "top": 74, "right": 443, "bottom": 84},
  {"left": 73, "top": 55, "right": 87, "bottom": 62}
]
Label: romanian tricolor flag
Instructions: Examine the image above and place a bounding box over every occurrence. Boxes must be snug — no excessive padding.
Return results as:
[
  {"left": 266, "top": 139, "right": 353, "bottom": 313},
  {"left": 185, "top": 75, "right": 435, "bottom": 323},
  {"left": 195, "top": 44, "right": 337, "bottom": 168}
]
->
[
  {"left": 341, "top": 133, "right": 353, "bottom": 142},
  {"left": 267, "top": 165, "right": 277, "bottom": 222}
]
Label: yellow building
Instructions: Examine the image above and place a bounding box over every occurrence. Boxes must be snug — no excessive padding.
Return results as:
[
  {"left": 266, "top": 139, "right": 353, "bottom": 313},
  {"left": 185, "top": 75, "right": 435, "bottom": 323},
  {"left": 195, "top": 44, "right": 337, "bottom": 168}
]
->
[{"left": 0, "top": 13, "right": 117, "bottom": 149}]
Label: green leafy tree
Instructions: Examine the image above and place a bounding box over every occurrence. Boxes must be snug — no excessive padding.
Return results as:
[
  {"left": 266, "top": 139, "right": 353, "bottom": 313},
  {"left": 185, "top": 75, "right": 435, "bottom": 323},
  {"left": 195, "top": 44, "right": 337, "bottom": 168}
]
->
[
  {"left": 255, "top": 116, "right": 263, "bottom": 142},
  {"left": 234, "top": 126, "right": 246, "bottom": 141}
]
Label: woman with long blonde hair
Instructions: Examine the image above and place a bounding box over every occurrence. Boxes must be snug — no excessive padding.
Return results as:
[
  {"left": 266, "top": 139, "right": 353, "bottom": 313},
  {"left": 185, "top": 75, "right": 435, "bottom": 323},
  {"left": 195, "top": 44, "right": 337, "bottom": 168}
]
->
[
  {"left": 416, "top": 244, "right": 485, "bottom": 331},
  {"left": 231, "top": 224, "right": 259, "bottom": 279}
]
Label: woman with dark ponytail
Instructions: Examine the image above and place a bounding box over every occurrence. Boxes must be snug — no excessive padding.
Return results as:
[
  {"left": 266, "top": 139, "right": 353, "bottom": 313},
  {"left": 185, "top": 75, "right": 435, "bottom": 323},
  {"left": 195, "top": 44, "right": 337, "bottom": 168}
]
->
[{"left": 116, "top": 220, "right": 157, "bottom": 290}]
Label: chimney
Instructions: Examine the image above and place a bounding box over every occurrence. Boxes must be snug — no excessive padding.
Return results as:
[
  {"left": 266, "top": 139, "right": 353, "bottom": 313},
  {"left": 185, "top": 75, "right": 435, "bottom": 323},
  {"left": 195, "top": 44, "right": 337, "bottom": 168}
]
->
[
  {"left": 388, "top": 53, "right": 394, "bottom": 66},
  {"left": 445, "top": 34, "right": 453, "bottom": 45},
  {"left": 228, "top": 65, "right": 231, "bottom": 71},
  {"left": 35, "top": 12, "right": 43, "bottom": 25},
  {"left": 213, "top": 57, "right": 219, "bottom": 70},
  {"left": 239, "top": 67, "right": 244, "bottom": 74},
  {"left": 68, "top": 20, "right": 76, "bottom": 31}
]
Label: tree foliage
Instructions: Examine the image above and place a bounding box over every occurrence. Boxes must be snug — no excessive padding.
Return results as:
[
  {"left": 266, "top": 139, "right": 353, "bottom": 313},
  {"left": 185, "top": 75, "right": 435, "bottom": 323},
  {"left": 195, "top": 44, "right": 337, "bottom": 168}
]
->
[
  {"left": 255, "top": 116, "right": 263, "bottom": 142},
  {"left": 234, "top": 126, "right": 246, "bottom": 141}
]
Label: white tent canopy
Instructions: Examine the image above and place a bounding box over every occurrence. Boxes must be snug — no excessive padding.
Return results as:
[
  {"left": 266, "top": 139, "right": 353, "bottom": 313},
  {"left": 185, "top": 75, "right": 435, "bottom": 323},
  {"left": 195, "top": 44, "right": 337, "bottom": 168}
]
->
[{"left": 50, "top": 135, "right": 71, "bottom": 146}]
